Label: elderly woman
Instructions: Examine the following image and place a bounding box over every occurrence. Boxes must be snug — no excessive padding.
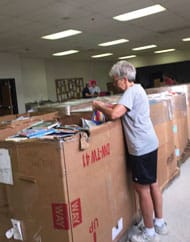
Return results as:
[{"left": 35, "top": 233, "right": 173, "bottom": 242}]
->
[{"left": 92, "top": 60, "right": 168, "bottom": 242}]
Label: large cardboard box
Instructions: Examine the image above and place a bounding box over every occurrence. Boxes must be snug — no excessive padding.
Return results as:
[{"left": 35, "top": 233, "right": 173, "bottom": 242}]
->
[
  {"left": 0, "top": 119, "right": 138, "bottom": 242},
  {"left": 146, "top": 83, "right": 190, "bottom": 141},
  {"left": 150, "top": 99, "right": 178, "bottom": 189},
  {"left": 170, "top": 93, "right": 188, "bottom": 161},
  {"left": 148, "top": 89, "right": 188, "bottom": 162}
]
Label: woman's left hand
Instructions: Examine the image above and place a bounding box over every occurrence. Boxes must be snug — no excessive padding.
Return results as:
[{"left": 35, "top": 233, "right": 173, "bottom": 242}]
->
[{"left": 92, "top": 100, "right": 105, "bottom": 110}]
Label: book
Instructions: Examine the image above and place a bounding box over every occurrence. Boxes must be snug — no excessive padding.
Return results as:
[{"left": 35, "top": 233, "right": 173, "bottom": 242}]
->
[{"left": 18, "top": 128, "right": 56, "bottom": 138}]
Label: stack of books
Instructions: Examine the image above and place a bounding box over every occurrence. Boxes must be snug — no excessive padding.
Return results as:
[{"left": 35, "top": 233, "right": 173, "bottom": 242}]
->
[{"left": 6, "top": 121, "right": 87, "bottom": 141}]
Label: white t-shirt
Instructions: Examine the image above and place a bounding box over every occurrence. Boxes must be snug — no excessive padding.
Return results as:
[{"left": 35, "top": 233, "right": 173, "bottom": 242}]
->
[
  {"left": 118, "top": 84, "right": 158, "bottom": 156},
  {"left": 89, "top": 86, "right": 101, "bottom": 95}
]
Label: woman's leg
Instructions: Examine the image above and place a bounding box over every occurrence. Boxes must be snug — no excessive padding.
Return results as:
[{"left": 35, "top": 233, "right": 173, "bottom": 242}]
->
[
  {"left": 133, "top": 183, "right": 154, "bottom": 228},
  {"left": 150, "top": 182, "right": 163, "bottom": 218}
]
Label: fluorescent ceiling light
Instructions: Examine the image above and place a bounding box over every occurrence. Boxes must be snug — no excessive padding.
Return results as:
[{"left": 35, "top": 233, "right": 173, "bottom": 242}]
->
[
  {"left": 42, "top": 29, "right": 82, "bottom": 40},
  {"left": 154, "top": 48, "right": 175, "bottom": 54},
  {"left": 53, "top": 50, "right": 79, "bottom": 56},
  {"left": 182, "top": 37, "right": 190, "bottom": 42},
  {"left": 118, "top": 55, "right": 136, "bottom": 60},
  {"left": 91, "top": 53, "right": 113, "bottom": 58},
  {"left": 113, "top": 4, "right": 166, "bottom": 21},
  {"left": 132, "top": 45, "right": 157, "bottom": 51},
  {"left": 98, "top": 39, "right": 129, "bottom": 47}
]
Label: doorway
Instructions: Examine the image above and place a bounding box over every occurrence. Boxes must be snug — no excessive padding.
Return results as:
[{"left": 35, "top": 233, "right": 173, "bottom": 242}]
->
[{"left": 0, "top": 79, "right": 18, "bottom": 116}]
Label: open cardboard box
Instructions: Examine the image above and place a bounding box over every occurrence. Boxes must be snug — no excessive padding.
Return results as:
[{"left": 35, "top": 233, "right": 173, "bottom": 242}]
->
[{"left": 0, "top": 112, "right": 138, "bottom": 242}]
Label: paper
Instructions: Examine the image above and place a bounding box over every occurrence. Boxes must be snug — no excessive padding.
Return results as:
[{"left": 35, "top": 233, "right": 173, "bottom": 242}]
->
[
  {"left": 5, "top": 219, "right": 24, "bottom": 240},
  {"left": 112, "top": 218, "right": 123, "bottom": 240},
  {"left": 0, "top": 149, "right": 13, "bottom": 185}
]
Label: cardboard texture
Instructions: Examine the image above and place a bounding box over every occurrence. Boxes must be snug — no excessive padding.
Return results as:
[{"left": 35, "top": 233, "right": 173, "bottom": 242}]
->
[
  {"left": 170, "top": 94, "right": 188, "bottom": 160},
  {"left": 148, "top": 88, "right": 189, "bottom": 161},
  {"left": 150, "top": 99, "right": 178, "bottom": 189},
  {"left": 0, "top": 119, "right": 138, "bottom": 242},
  {"left": 146, "top": 83, "right": 190, "bottom": 140},
  {"left": 0, "top": 115, "right": 16, "bottom": 122}
]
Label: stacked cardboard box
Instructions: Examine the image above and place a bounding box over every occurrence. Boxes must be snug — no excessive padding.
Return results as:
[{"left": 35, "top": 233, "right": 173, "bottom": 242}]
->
[
  {"left": 170, "top": 93, "right": 188, "bottom": 161},
  {"left": 0, "top": 88, "right": 189, "bottom": 241},
  {"left": 149, "top": 98, "right": 178, "bottom": 189},
  {"left": 147, "top": 85, "right": 189, "bottom": 162},
  {"left": 146, "top": 83, "right": 190, "bottom": 140}
]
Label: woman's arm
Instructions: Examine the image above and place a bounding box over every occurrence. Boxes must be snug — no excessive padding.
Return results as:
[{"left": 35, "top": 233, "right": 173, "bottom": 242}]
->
[{"left": 92, "top": 100, "right": 127, "bottom": 120}]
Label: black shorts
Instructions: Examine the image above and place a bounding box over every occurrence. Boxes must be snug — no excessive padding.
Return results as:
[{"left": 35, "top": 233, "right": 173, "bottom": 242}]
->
[{"left": 128, "top": 149, "right": 158, "bottom": 185}]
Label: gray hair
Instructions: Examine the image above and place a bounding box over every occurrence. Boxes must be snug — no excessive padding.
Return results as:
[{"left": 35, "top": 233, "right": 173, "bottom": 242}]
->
[{"left": 109, "top": 60, "right": 136, "bottom": 82}]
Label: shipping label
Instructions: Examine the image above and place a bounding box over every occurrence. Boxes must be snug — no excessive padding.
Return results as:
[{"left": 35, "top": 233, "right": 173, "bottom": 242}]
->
[
  {"left": 112, "top": 218, "right": 123, "bottom": 240},
  {"left": 5, "top": 219, "right": 24, "bottom": 240}
]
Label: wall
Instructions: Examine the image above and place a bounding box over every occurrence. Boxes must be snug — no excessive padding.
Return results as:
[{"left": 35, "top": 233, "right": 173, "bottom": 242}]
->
[
  {"left": 136, "top": 61, "right": 190, "bottom": 88},
  {"left": 0, "top": 49, "right": 190, "bottom": 114},
  {"left": 0, "top": 53, "right": 25, "bottom": 114},
  {"left": 130, "top": 49, "right": 190, "bottom": 68},
  {"left": 123, "top": 49, "right": 190, "bottom": 88},
  {"left": 20, "top": 58, "right": 48, "bottom": 103},
  {"left": 45, "top": 59, "right": 113, "bottom": 102},
  {"left": 0, "top": 53, "right": 113, "bottom": 113}
]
